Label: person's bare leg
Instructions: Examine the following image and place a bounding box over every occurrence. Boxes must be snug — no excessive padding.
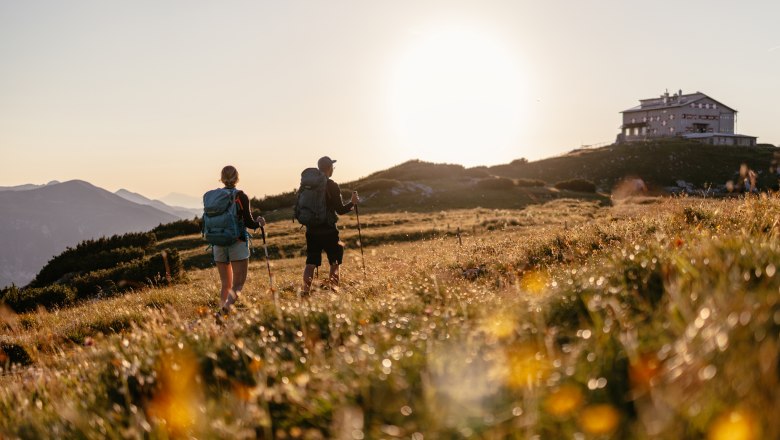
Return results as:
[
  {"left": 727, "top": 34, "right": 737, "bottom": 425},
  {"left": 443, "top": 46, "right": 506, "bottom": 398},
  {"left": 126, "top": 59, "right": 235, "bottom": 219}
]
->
[
  {"left": 329, "top": 262, "right": 340, "bottom": 291},
  {"left": 217, "top": 262, "right": 233, "bottom": 307},
  {"left": 228, "top": 259, "right": 248, "bottom": 307},
  {"left": 302, "top": 264, "right": 316, "bottom": 295}
]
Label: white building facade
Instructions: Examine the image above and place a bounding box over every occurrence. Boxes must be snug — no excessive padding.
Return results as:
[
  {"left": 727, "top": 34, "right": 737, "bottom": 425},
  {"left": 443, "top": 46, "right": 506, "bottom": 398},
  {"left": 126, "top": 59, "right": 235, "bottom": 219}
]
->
[{"left": 618, "top": 90, "right": 757, "bottom": 146}]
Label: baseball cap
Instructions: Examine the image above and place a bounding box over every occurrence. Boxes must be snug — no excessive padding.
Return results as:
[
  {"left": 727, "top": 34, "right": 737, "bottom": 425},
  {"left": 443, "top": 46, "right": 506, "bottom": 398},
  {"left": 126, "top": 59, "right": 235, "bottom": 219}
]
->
[{"left": 317, "top": 156, "right": 337, "bottom": 170}]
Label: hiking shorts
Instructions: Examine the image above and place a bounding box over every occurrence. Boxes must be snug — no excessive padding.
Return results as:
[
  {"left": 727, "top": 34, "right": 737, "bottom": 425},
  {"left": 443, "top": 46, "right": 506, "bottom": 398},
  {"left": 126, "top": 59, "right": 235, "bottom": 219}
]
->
[
  {"left": 305, "top": 229, "right": 343, "bottom": 266},
  {"left": 213, "top": 240, "right": 250, "bottom": 263}
]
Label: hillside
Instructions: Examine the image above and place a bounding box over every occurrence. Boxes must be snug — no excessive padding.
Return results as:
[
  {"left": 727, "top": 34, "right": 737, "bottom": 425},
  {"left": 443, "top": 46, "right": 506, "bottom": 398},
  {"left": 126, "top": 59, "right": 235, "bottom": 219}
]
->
[
  {"left": 255, "top": 162, "right": 607, "bottom": 221},
  {"left": 254, "top": 139, "right": 777, "bottom": 219},
  {"left": 1, "top": 196, "right": 778, "bottom": 438},
  {"left": 489, "top": 139, "right": 779, "bottom": 189},
  {"left": 0, "top": 180, "right": 178, "bottom": 287}
]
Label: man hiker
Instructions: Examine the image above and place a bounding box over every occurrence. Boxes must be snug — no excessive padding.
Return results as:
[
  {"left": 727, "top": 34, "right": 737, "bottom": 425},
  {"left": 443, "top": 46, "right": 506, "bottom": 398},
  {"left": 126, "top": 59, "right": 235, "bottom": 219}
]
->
[{"left": 301, "top": 156, "right": 359, "bottom": 295}]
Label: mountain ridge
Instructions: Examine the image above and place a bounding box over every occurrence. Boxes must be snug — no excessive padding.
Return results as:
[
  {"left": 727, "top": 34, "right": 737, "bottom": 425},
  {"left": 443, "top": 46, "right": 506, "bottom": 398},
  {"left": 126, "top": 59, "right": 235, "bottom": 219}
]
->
[
  {"left": 0, "top": 181, "right": 61, "bottom": 192},
  {"left": 0, "top": 180, "right": 178, "bottom": 287},
  {"left": 114, "top": 189, "right": 200, "bottom": 219},
  {"left": 159, "top": 192, "right": 201, "bottom": 209}
]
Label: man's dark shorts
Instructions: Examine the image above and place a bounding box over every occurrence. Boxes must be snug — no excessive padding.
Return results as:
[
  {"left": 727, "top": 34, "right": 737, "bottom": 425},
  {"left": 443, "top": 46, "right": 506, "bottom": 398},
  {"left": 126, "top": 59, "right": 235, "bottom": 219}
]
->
[{"left": 305, "top": 229, "right": 343, "bottom": 266}]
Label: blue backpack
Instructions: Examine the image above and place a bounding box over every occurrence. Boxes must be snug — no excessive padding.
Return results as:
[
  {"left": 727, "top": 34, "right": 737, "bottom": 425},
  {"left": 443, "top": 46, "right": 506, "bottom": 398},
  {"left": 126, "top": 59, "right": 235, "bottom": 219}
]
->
[{"left": 202, "top": 188, "right": 245, "bottom": 246}]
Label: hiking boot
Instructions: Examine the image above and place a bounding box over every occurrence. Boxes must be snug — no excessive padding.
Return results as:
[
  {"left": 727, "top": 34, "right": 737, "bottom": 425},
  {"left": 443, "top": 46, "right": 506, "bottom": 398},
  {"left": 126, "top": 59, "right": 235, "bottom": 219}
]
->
[
  {"left": 225, "top": 290, "right": 239, "bottom": 308},
  {"left": 220, "top": 289, "right": 236, "bottom": 311}
]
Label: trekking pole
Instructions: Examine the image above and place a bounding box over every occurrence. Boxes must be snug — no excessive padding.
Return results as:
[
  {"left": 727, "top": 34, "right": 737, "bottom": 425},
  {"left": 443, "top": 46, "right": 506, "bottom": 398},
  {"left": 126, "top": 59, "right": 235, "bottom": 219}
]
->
[
  {"left": 354, "top": 203, "right": 366, "bottom": 278},
  {"left": 260, "top": 227, "right": 278, "bottom": 313}
]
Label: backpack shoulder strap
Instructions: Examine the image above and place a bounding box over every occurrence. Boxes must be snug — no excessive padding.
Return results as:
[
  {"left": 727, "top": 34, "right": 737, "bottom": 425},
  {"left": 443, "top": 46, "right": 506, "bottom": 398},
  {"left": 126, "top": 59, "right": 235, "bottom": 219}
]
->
[
  {"left": 233, "top": 189, "right": 243, "bottom": 211},
  {"left": 324, "top": 179, "right": 333, "bottom": 203}
]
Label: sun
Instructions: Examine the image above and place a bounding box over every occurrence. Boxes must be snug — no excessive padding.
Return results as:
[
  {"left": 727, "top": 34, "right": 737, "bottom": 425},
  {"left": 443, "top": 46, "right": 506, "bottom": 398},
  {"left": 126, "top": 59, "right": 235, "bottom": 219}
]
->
[{"left": 388, "top": 27, "right": 527, "bottom": 166}]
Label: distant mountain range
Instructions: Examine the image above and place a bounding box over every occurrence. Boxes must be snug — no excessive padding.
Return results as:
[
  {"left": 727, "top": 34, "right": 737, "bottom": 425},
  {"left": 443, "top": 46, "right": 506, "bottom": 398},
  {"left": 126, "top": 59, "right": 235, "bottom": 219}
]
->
[
  {"left": 0, "top": 180, "right": 184, "bottom": 288},
  {"left": 159, "top": 192, "right": 201, "bottom": 209},
  {"left": 0, "top": 181, "right": 61, "bottom": 191},
  {"left": 114, "top": 189, "right": 200, "bottom": 219}
]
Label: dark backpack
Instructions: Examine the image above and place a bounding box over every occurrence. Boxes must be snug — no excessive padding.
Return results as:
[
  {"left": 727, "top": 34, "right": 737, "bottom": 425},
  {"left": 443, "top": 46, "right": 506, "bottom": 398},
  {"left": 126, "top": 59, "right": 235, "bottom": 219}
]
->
[
  {"left": 202, "top": 188, "right": 244, "bottom": 246},
  {"left": 294, "top": 168, "right": 329, "bottom": 226}
]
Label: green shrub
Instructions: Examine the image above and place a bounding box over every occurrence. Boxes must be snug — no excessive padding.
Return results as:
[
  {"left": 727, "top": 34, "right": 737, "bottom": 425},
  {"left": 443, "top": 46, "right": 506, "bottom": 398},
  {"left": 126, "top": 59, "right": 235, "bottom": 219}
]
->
[
  {"left": 66, "top": 231, "right": 155, "bottom": 254},
  {"left": 515, "top": 178, "right": 546, "bottom": 187},
  {"left": 152, "top": 218, "right": 202, "bottom": 241},
  {"left": 123, "top": 250, "right": 183, "bottom": 285},
  {"left": 510, "top": 157, "right": 529, "bottom": 165},
  {"left": 1, "top": 284, "right": 76, "bottom": 313},
  {"left": 621, "top": 259, "right": 665, "bottom": 309},
  {"left": 476, "top": 177, "right": 516, "bottom": 191},
  {"left": 29, "top": 232, "right": 156, "bottom": 288},
  {"left": 481, "top": 218, "right": 522, "bottom": 230},
  {"left": 682, "top": 206, "right": 714, "bottom": 225},
  {"left": 69, "top": 250, "right": 183, "bottom": 300},
  {"left": 31, "top": 247, "right": 147, "bottom": 287},
  {"left": 554, "top": 179, "right": 597, "bottom": 193},
  {"left": 65, "top": 313, "right": 140, "bottom": 343},
  {"left": 464, "top": 167, "right": 491, "bottom": 178},
  {"left": 544, "top": 292, "right": 590, "bottom": 345},
  {"left": 0, "top": 343, "right": 32, "bottom": 366},
  {"left": 0, "top": 284, "right": 11, "bottom": 302}
]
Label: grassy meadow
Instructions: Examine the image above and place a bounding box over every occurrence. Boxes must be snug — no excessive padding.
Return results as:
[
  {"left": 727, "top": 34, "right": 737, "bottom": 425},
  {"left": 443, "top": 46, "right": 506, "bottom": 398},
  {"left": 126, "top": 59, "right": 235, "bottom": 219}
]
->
[
  {"left": 1, "top": 195, "right": 779, "bottom": 439},
  {"left": 489, "top": 140, "right": 780, "bottom": 190}
]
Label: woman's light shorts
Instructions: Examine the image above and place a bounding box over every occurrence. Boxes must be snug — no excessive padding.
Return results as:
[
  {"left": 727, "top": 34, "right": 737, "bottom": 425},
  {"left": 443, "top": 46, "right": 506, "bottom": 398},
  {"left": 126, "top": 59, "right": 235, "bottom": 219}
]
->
[{"left": 213, "top": 240, "right": 250, "bottom": 263}]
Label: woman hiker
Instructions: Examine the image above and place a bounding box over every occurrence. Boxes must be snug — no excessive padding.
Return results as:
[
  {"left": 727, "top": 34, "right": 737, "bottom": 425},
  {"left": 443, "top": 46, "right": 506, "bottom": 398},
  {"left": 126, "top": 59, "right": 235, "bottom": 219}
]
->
[{"left": 213, "top": 165, "right": 265, "bottom": 313}]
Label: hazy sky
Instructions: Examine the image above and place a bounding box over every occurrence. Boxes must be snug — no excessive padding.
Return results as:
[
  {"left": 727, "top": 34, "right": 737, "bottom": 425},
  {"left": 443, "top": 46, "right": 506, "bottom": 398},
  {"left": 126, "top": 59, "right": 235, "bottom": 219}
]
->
[{"left": 2, "top": 1, "right": 778, "bottom": 200}]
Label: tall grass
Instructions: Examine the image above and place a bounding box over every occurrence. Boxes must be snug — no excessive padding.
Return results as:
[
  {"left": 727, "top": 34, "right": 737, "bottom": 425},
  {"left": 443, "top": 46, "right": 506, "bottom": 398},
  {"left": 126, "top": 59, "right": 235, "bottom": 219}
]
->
[{"left": 1, "top": 196, "right": 778, "bottom": 439}]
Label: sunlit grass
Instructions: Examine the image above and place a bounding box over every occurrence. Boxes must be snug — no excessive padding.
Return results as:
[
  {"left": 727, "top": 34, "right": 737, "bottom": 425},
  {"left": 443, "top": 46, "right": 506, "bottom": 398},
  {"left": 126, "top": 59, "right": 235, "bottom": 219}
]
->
[
  {"left": 708, "top": 408, "right": 759, "bottom": 440},
  {"left": 544, "top": 384, "right": 583, "bottom": 417},
  {"left": 146, "top": 348, "right": 203, "bottom": 436},
  {"left": 579, "top": 404, "right": 621, "bottom": 435},
  {"left": 1, "top": 196, "right": 779, "bottom": 438}
]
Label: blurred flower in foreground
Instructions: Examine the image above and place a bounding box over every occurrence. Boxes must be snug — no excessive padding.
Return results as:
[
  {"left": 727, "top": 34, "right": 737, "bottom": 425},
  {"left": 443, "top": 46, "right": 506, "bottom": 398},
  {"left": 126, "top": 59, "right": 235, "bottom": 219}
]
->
[
  {"left": 544, "top": 384, "right": 583, "bottom": 417},
  {"left": 629, "top": 353, "right": 661, "bottom": 391},
  {"left": 579, "top": 404, "right": 620, "bottom": 435},
  {"left": 504, "top": 343, "right": 550, "bottom": 389},
  {"left": 481, "top": 310, "right": 517, "bottom": 339},
  {"left": 519, "top": 271, "right": 548, "bottom": 295},
  {"left": 708, "top": 409, "right": 758, "bottom": 440},
  {"left": 429, "top": 343, "right": 500, "bottom": 416},
  {"left": 233, "top": 383, "right": 253, "bottom": 402},
  {"left": 147, "top": 348, "right": 202, "bottom": 436},
  {"left": 249, "top": 357, "right": 264, "bottom": 373}
]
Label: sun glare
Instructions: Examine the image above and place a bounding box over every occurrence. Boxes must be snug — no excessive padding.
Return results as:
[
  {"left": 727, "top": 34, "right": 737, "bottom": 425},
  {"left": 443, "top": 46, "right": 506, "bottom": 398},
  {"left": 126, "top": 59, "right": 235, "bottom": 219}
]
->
[{"left": 388, "top": 27, "right": 526, "bottom": 166}]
